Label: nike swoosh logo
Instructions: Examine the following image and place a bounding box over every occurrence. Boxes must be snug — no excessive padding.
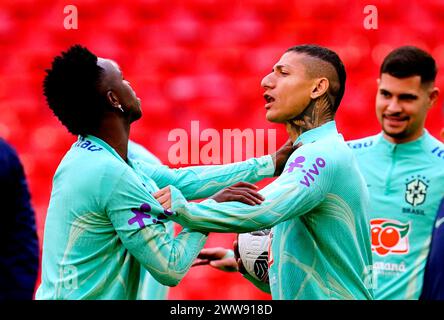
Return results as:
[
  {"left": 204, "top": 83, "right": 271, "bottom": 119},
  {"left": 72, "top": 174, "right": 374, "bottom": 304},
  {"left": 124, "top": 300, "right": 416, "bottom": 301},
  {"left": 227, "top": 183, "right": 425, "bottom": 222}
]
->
[{"left": 435, "top": 217, "right": 444, "bottom": 229}]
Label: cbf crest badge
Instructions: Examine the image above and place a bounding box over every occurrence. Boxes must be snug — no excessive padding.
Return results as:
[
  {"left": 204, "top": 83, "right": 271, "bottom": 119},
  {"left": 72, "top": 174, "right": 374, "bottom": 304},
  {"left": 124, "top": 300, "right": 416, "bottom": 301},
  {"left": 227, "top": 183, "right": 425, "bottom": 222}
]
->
[{"left": 405, "top": 175, "right": 429, "bottom": 206}]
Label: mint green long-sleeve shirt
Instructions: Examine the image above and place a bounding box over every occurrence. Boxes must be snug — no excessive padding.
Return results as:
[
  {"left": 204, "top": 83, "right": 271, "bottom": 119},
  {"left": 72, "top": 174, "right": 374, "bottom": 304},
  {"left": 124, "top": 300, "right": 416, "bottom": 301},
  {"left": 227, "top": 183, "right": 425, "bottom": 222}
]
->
[
  {"left": 348, "top": 131, "right": 444, "bottom": 299},
  {"left": 127, "top": 140, "right": 170, "bottom": 300},
  {"left": 168, "top": 122, "right": 374, "bottom": 300},
  {"left": 36, "top": 135, "right": 274, "bottom": 299}
]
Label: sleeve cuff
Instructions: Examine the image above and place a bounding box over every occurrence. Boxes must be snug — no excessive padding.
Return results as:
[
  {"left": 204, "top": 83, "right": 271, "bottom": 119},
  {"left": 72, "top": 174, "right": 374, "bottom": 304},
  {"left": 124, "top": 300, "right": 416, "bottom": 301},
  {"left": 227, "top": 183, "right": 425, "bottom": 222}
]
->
[
  {"left": 258, "top": 154, "right": 275, "bottom": 178},
  {"left": 170, "top": 185, "right": 188, "bottom": 214}
]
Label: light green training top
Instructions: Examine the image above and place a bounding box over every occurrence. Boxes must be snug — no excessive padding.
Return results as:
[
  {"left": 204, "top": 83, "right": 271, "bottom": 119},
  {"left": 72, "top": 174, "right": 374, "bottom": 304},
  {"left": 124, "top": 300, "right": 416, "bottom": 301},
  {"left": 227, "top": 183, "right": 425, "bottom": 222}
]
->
[
  {"left": 348, "top": 131, "right": 444, "bottom": 299},
  {"left": 35, "top": 135, "right": 274, "bottom": 299},
  {"left": 168, "top": 121, "right": 374, "bottom": 300},
  {"left": 127, "top": 140, "right": 171, "bottom": 300}
]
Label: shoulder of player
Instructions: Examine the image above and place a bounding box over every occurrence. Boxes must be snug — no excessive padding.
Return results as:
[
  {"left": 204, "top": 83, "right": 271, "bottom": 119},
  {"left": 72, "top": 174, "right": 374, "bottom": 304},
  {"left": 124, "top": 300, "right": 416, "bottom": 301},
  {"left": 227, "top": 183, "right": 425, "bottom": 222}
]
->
[
  {"left": 72, "top": 136, "right": 107, "bottom": 153},
  {"left": 346, "top": 134, "right": 379, "bottom": 154},
  {"left": 295, "top": 135, "right": 349, "bottom": 166},
  {"left": 423, "top": 132, "right": 444, "bottom": 164},
  {"left": 60, "top": 140, "right": 129, "bottom": 183}
]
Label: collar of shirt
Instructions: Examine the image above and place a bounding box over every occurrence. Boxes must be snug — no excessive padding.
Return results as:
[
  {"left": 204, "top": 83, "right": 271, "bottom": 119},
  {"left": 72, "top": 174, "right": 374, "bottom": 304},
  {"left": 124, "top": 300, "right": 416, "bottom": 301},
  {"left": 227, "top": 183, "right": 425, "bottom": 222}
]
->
[
  {"left": 80, "top": 134, "right": 135, "bottom": 167},
  {"left": 294, "top": 120, "right": 338, "bottom": 146},
  {"left": 377, "top": 129, "right": 430, "bottom": 153}
]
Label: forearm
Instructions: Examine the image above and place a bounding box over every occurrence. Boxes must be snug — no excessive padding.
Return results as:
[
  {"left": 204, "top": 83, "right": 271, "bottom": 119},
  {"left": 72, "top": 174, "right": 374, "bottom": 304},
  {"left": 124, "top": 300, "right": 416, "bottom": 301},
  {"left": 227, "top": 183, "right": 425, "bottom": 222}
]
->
[
  {"left": 168, "top": 182, "right": 319, "bottom": 233},
  {"left": 151, "top": 155, "right": 275, "bottom": 200},
  {"left": 119, "top": 224, "right": 207, "bottom": 287},
  {"left": 170, "top": 200, "right": 277, "bottom": 233}
]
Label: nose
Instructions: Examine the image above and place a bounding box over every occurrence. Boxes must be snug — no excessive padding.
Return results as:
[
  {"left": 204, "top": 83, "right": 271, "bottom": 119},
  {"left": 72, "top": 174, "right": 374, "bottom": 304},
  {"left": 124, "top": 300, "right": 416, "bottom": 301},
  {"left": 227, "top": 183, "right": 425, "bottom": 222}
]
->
[
  {"left": 386, "top": 98, "right": 402, "bottom": 113},
  {"left": 261, "top": 73, "right": 275, "bottom": 89}
]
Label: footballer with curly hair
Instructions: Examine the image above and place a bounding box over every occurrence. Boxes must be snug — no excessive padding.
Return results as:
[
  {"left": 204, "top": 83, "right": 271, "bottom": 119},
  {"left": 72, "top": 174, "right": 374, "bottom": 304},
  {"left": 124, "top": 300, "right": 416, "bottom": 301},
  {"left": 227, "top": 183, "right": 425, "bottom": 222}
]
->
[{"left": 36, "top": 45, "right": 293, "bottom": 299}]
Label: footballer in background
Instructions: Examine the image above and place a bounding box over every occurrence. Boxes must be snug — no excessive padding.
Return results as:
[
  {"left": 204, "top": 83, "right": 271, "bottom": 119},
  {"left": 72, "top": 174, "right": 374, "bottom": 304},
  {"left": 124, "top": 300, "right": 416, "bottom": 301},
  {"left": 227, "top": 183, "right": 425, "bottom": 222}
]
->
[{"left": 348, "top": 46, "right": 443, "bottom": 299}]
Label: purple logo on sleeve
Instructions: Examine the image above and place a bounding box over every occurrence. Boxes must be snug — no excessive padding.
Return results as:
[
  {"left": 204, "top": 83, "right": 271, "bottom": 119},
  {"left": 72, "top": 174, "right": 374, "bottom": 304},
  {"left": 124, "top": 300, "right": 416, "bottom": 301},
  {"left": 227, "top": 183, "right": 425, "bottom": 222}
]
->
[
  {"left": 285, "top": 155, "right": 326, "bottom": 187},
  {"left": 128, "top": 203, "right": 152, "bottom": 228},
  {"left": 299, "top": 158, "right": 326, "bottom": 187},
  {"left": 286, "top": 156, "right": 305, "bottom": 173},
  {"left": 128, "top": 205, "right": 174, "bottom": 227}
]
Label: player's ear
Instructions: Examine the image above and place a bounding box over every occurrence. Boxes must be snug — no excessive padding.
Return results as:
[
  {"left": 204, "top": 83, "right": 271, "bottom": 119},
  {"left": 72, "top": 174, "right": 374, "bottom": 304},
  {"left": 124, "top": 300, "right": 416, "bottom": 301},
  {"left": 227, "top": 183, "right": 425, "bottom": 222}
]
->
[
  {"left": 310, "top": 78, "right": 329, "bottom": 99},
  {"left": 106, "top": 90, "right": 120, "bottom": 108},
  {"left": 428, "top": 87, "right": 439, "bottom": 108}
]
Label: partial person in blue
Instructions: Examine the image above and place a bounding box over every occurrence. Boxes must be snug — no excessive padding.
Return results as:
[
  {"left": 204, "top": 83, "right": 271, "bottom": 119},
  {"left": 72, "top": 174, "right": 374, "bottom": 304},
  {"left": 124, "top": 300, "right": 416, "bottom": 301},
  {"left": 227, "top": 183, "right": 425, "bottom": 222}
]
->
[
  {"left": 420, "top": 128, "right": 444, "bottom": 300},
  {"left": 420, "top": 198, "right": 444, "bottom": 300},
  {"left": 0, "top": 139, "right": 39, "bottom": 300}
]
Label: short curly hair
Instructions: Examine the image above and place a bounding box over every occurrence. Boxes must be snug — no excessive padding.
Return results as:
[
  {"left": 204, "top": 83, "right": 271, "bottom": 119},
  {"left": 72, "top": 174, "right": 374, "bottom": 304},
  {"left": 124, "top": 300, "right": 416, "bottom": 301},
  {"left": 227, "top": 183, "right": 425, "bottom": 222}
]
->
[{"left": 43, "top": 45, "right": 109, "bottom": 135}]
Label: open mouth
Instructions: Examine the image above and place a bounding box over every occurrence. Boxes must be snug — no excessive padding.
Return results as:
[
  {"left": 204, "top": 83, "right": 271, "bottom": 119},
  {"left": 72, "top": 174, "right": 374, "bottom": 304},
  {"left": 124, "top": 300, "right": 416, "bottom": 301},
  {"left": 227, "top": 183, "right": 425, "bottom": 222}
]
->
[{"left": 264, "top": 94, "right": 275, "bottom": 105}]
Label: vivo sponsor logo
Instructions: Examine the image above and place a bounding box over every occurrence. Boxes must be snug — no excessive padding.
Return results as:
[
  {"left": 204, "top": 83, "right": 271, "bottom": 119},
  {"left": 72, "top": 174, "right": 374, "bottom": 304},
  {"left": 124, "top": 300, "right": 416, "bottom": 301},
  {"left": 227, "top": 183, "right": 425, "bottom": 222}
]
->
[{"left": 299, "top": 158, "right": 326, "bottom": 187}]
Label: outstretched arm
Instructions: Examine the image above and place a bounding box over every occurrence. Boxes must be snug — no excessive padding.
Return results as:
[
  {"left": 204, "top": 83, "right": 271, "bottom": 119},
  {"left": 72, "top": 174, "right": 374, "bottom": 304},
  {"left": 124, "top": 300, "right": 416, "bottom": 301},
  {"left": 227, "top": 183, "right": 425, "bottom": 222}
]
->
[
  {"left": 106, "top": 168, "right": 208, "bottom": 287},
  {"left": 137, "top": 140, "right": 295, "bottom": 200},
  {"left": 155, "top": 145, "right": 332, "bottom": 233}
]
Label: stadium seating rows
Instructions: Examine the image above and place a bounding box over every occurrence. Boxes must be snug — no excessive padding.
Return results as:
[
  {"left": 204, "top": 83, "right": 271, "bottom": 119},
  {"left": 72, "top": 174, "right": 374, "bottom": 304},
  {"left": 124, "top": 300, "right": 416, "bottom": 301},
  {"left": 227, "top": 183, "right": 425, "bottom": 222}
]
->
[{"left": 0, "top": 0, "right": 442, "bottom": 299}]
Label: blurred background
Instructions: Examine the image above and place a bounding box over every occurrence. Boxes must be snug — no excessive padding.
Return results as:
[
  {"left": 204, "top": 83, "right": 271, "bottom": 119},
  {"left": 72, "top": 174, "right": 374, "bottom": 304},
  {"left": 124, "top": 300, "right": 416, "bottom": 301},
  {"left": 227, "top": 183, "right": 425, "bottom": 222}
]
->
[{"left": 0, "top": 0, "right": 443, "bottom": 299}]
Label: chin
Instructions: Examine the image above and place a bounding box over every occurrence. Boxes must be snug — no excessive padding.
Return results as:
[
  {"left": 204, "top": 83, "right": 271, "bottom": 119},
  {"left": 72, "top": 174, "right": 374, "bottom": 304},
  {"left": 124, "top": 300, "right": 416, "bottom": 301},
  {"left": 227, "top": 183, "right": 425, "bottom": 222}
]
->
[
  {"left": 383, "top": 128, "right": 409, "bottom": 140},
  {"left": 130, "top": 110, "right": 143, "bottom": 123},
  {"left": 266, "top": 112, "right": 284, "bottom": 123}
]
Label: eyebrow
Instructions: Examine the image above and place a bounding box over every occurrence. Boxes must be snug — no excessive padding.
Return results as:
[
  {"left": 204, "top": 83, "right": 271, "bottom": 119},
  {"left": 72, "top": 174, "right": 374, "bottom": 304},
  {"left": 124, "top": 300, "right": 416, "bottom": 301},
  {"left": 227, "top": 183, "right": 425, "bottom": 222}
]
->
[
  {"left": 379, "top": 88, "right": 418, "bottom": 99},
  {"left": 273, "top": 64, "right": 290, "bottom": 72},
  {"left": 398, "top": 93, "right": 418, "bottom": 100}
]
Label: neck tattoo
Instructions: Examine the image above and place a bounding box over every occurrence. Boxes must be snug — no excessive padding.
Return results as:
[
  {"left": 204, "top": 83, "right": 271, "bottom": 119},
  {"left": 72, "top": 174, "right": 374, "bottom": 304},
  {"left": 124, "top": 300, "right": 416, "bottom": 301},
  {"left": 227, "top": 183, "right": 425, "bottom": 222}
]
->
[{"left": 286, "top": 94, "right": 334, "bottom": 142}]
